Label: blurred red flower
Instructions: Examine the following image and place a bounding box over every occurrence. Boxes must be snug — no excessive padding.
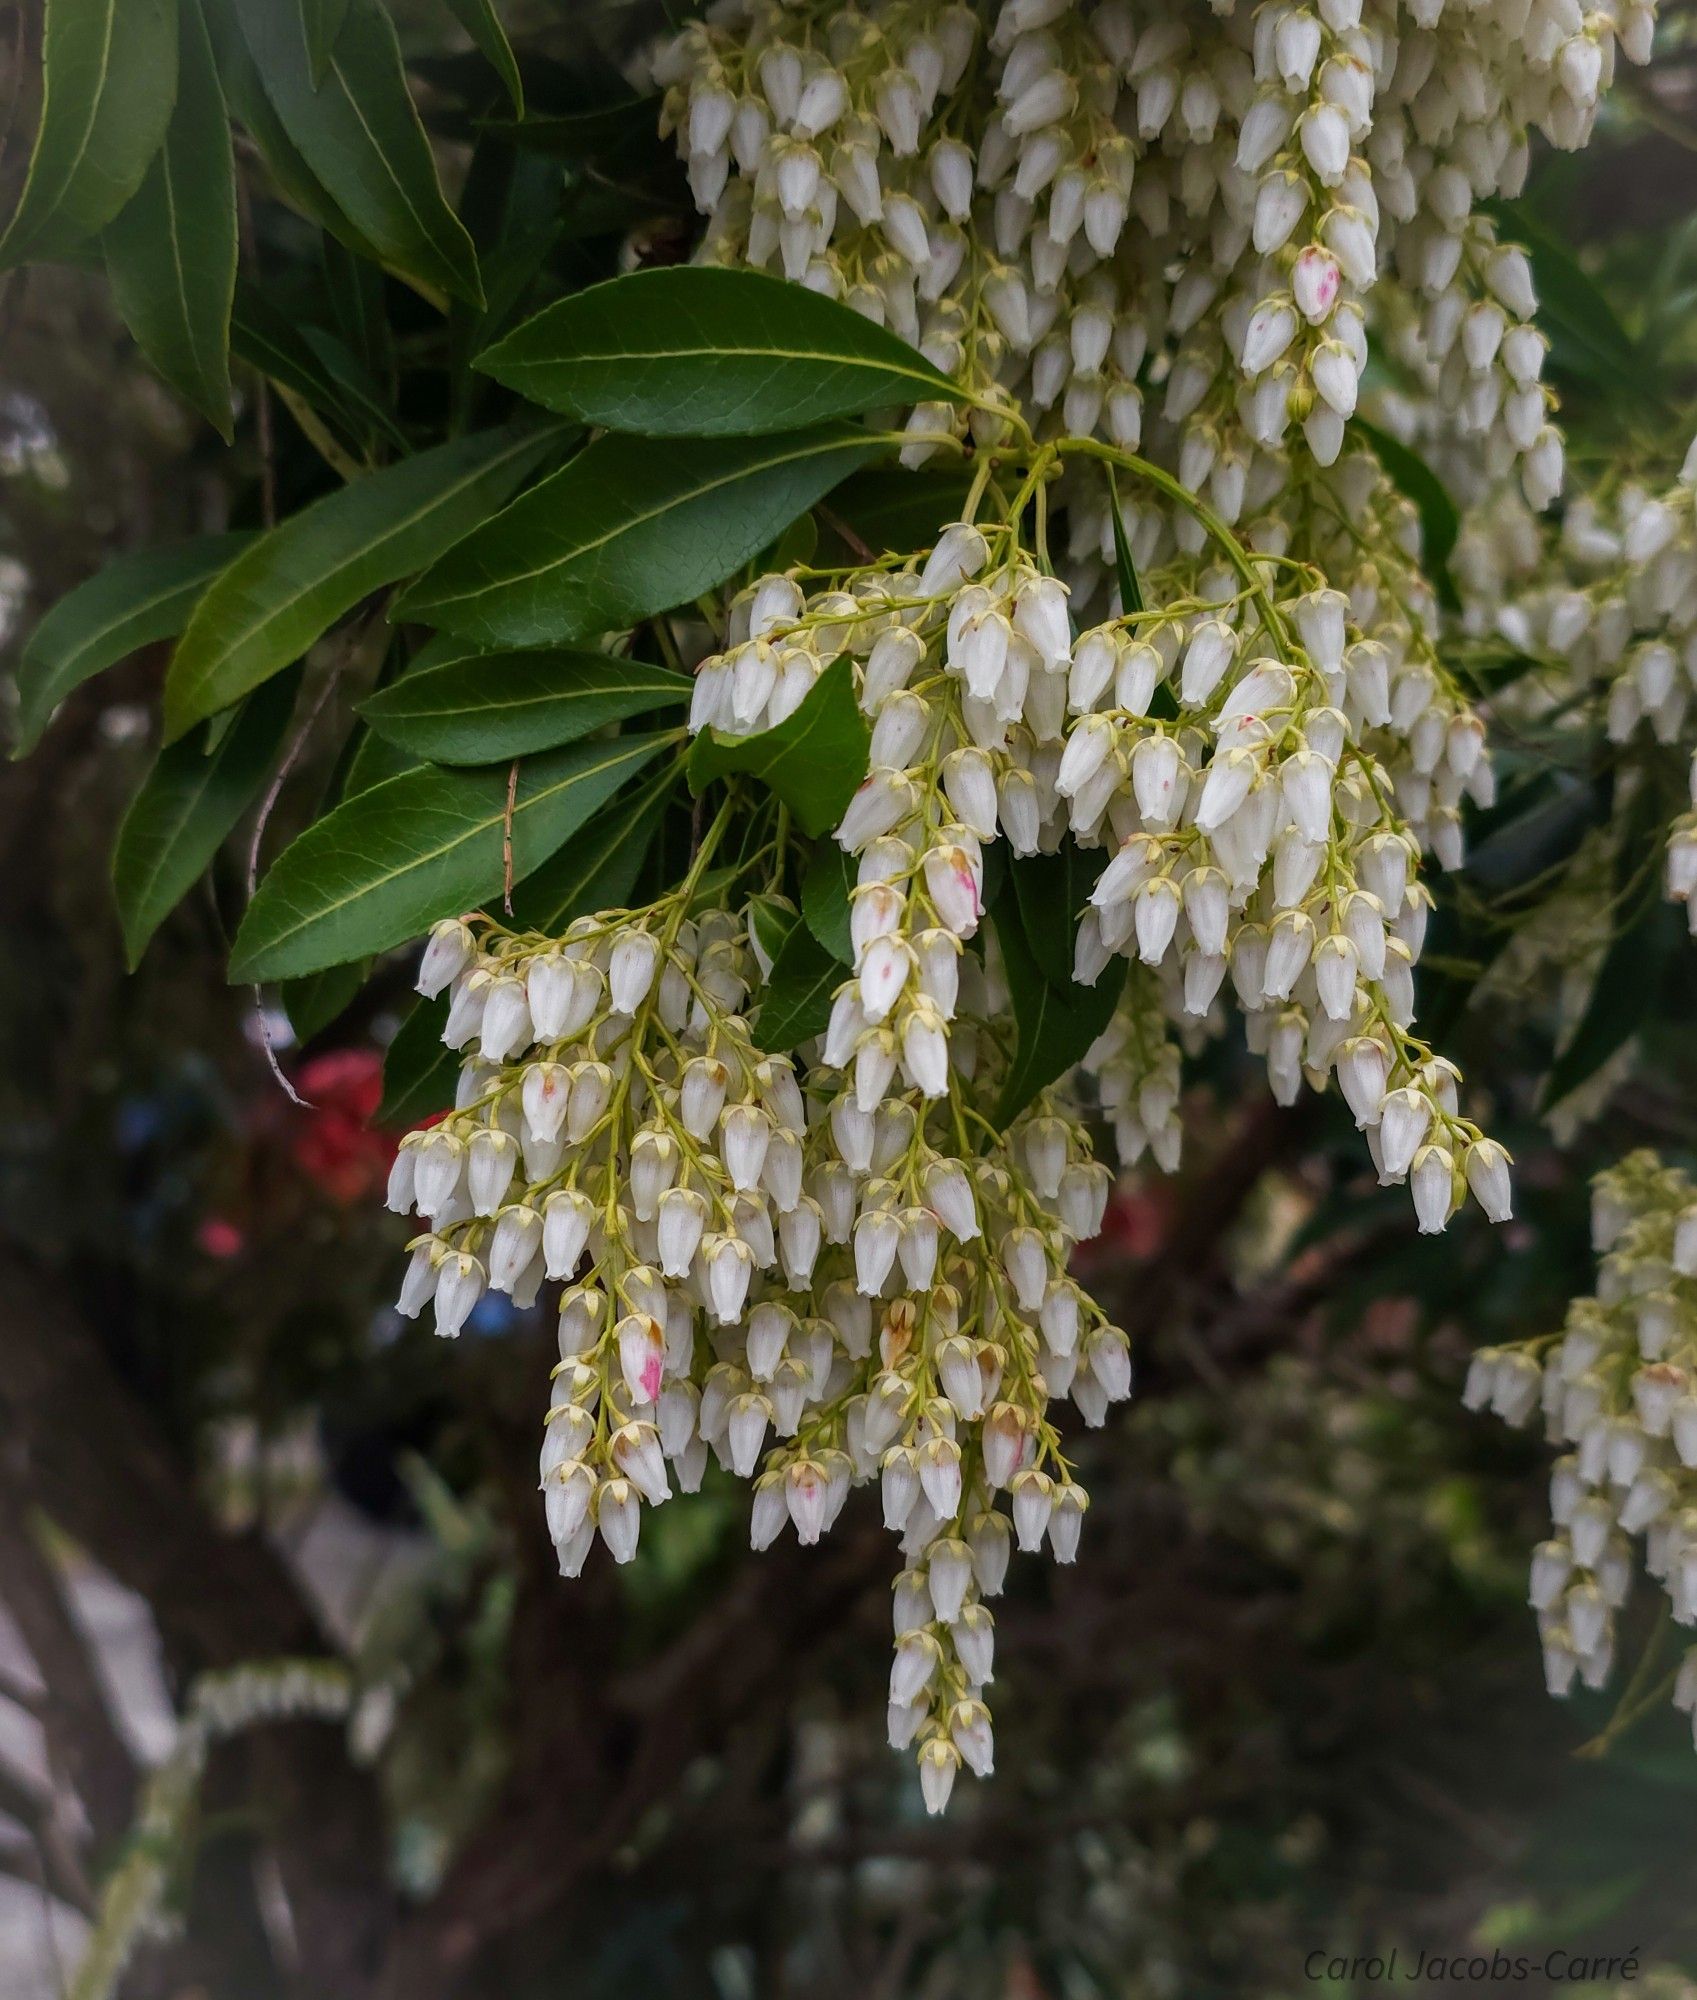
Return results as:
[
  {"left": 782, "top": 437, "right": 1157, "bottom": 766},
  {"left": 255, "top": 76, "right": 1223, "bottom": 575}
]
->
[{"left": 288, "top": 1049, "right": 395, "bottom": 1206}]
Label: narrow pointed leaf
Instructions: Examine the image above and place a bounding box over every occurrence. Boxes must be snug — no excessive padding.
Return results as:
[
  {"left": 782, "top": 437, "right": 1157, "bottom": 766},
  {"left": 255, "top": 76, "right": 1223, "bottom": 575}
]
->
[
  {"left": 992, "top": 907, "right": 1122, "bottom": 1127},
  {"left": 1012, "top": 847, "right": 1106, "bottom": 995},
  {"left": 15, "top": 531, "right": 251, "bottom": 754},
  {"left": 687, "top": 655, "right": 869, "bottom": 838},
  {"left": 399, "top": 425, "right": 877, "bottom": 648},
  {"left": 359, "top": 648, "right": 689, "bottom": 763},
  {"left": 231, "top": 0, "right": 483, "bottom": 307},
  {"left": 230, "top": 728, "right": 679, "bottom": 980},
  {"left": 163, "top": 425, "right": 557, "bottom": 741},
  {"left": 283, "top": 960, "right": 367, "bottom": 1042},
  {"left": 112, "top": 666, "right": 301, "bottom": 967},
  {"left": 102, "top": 0, "right": 236, "bottom": 436},
  {"left": 447, "top": 0, "right": 523, "bottom": 117},
  {"left": 478, "top": 266, "right": 963, "bottom": 436},
  {"left": 1350, "top": 418, "right": 1461, "bottom": 613},
  {"left": 508, "top": 758, "right": 679, "bottom": 929},
  {"left": 0, "top": 0, "right": 179, "bottom": 270},
  {"left": 304, "top": 0, "right": 352, "bottom": 83}
]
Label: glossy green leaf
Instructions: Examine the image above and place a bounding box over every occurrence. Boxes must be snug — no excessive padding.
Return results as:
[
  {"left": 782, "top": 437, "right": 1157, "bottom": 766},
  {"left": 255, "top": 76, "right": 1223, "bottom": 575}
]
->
[
  {"left": 102, "top": 0, "right": 236, "bottom": 436},
  {"left": 378, "top": 991, "right": 456, "bottom": 1125},
  {"left": 0, "top": 0, "right": 179, "bottom": 270},
  {"left": 164, "top": 425, "right": 556, "bottom": 741},
  {"left": 398, "top": 425, "right": 877, "bottom": 649},
  {"left": 687, "top": 656, "right": 870, "bottom": 839},
  {"left": 283, "top": 959, "right": 367, "bottom": 1042},
  {"left": 992, "top": 906, "right": 1121, "bottom": 1126},
  {"left": 230, "top": 728, "right": 679, "bottom": 980},
  {"left": 14, "top": 531, "right": 251, "bottom": 755},
  {"left": 303, "top": 0, "right": 352, "bottom": 83},
  {"left": 494, "top": 96, "right": 659, "bottom": 163},
  {"left": 800, "top": 840, "right": 855, "bottom": 964},
  {"left": 111, "top": 666, "right": 301, "bottom": 968},
  {"left": 1107, "top": 470, "right": 1144, "bottom": 616},
  {"left": 447, "top": 0, "right": 523, "bottom": 117},
  {"left": 359, "top": 648, "right": 689, "bottom": 763},
  {"left": 824, "top": 467, "right": 973, "bottom": 558},
  {"left": 755, "top": 919, "right": 842, "bottom": 1053},
  {"left": 1351, "top": 419, "right": 1461, "bottom": 614},
  {"left": 231, "top": 0, "right": 483, "bottom": 308},
  {"left": 478, "top": 266, "right": 963, "bottom": 436},
  {"left": 230, "top": 284, "right": 407, "bottom": 456},
  {"left": 508, "top": 758, "right": 679, "bottom": 929},
  {"left": 1011, "top": 846, "right": 1106, "bottom": 994}
]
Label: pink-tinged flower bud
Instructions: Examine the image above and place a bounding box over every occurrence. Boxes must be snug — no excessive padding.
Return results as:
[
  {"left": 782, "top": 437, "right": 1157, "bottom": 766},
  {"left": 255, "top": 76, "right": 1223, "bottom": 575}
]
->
[
  {"left": 921, "top": 842, "right": 983, "bottom": 935},
  {"left": 1240, "top": 299, "right": 1298, "bottom": 377},
  {"left": 616, "top": 1315, "right": 665, "bottom": 1407},
  {"left": 782, "top": 1459, "right": 828, "bottom": 1544},
  {"left": 417, "top": 919, "right": 474, "bottom": 999},
  {"left": 1292, "top": 246, "right": 1342, "bottom": 323},
  {"left": 519, "top": 1061, "right": 569, "bottom": 1147},
  {"left": 433, "top": 1251, "right": 484, "bottom": 1339},
  {"left": 858, "top": 935, "right": 912, "bottom": 1025}
]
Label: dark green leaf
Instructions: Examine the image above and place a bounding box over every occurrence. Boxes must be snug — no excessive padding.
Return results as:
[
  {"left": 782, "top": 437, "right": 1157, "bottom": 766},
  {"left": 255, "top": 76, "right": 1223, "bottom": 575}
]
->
[
  {"left": 231, "top": 0, "right": 483, "bottom": 308},
  {"left": 0, "top": 0, "right": 179, "bottom": 269},
  {"left": 823, "top": 467, "right": 972, "bottom": 558},
  {"left": 1539, "top": 902, "right": 1677, "bottom": 1112},
  {"left": 1107, "top": 470, "right": 1143, "bottom": 616},
  {"left": 359, "top": 648, "right": 689, "bottom": 763},
  {"left": 800, "top": 840, "right": 855, "bottom": 963},
  {"left": 102, "top": 0, "right": 236, "bottom": 436},
  {"left": 1351, "top": 418, "right": 1461, "bottom": 614},
  {"left": 992, "top": 907, "right": 1121, "bottom": 1126},
  {"left": 283, "top": 959, "right": 366, "bottom": 1042},
  {"left": 1488, "top": 198, "right": 1658, "bottom": 408},
  {"left": 230, "top": 283, "right": 405, "bottom": 454},
  {"left": 447, "top": 0, "right": 523, "bottom": 118},
  {"left": 755, "top": 920, "right": 842, "bottom": 1053},
  {"left": 508, "top": 757, "right": 679, "bottom": 930},
  {"left": 687, "top": 656, "right": 870, "bottom": 838},
  {"left": 1011, "top": 847, "right": 1107, "bottom": 994},
  {"left": 230, "top": 728, "right": 680, "bottom": 980},
  {"left": 111, "top": 666, "right": 301, "bottom": 968},
  {"left": 303, "top": 0, "right": 351, "bottom": 83},
  {"left": 14, "top": 531, "right": 251, "bottom": 755},
  {"left": 342, "top": 723, "right": 422, "bottom": 797},
  {"left": 378, "top": 992, "right": 457, "bottom": 1125},
  {"left": 479, "top": 266, "right": 963, "bottom": 436},
  {"left": 493, "top": 96, "right": 660, "bottom": 163},
  {"left": 164, "top": 425, "right": 557, "bottom": 740},
  {"left": 398, "top": 425, "right": 877, "bottom": 649}
]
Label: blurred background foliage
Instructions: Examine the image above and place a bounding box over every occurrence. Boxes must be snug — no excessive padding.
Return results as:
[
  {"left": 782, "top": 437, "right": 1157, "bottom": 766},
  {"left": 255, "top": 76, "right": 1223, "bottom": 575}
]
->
[{"left": 2, "top": 1, "right": 1697, "bottom": 1996}]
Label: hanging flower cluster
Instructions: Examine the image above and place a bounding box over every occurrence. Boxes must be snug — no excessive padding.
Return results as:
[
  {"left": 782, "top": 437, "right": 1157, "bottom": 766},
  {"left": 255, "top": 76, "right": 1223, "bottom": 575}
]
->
[
  {"left": 700, "top": 488, "right": 1511, "bottom": 1234},
  {"left": 1467, "top": 1153, "right": 1697, "bottom": 1735},
  {"left": 651, "top": 0, "right": 1630, "bottom": 513},
  {"left": 389, "top": 845, "right": 1129, "bottom": 1812},
  {"left": 1455, "top": 432, "right": 1697, "bottom": 927}
]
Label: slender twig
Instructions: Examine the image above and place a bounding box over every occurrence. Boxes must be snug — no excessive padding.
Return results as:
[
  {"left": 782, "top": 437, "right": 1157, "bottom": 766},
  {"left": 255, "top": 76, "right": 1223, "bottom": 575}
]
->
[
  {"left": 818, "top": 503, "right": 875, "bottom": 563},
  {"left": 503, "top": 759, "right": 519, "bottom": 914}
]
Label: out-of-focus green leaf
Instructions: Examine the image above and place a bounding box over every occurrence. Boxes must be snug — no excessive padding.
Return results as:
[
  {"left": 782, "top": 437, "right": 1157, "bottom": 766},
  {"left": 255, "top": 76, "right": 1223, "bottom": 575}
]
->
[
  {"left": 755, "top": 919, "right": 842, "bottom": 1052},
  {"left": 993, "top": 903, "right": 1121, "bottom": 1126},
  {"left": 1351, "top": 418, "right": 1461, "bottom": 613},
  {"left": 111, "top": 666, "right": 301, "bottom": 967},
  {"left": 378, "top": 991, "right": 456, "bottom": 1125},
  {"left": 1011, "top": 847, "right": 1106, "bottom": 993},
  {"left": 102, "top": 0, "right": 235, "bottom": 435},
  {"left": 14, "top": 532, "right": 252, "bottom": 754},
  {"left": 164, "top": 425, "right": 556, "bottom": 740},
  {"left": 231, "top": 0, "right": 483, "bottom": 308},
  {"left": 447, "top": 0, "right": 523, "bottom": 117},
  {"left": 0, "top": 0, "right": 179, "bottom": 270},
  {"left": 508, "top": 759, "right": 679, "bottom": 930}
]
